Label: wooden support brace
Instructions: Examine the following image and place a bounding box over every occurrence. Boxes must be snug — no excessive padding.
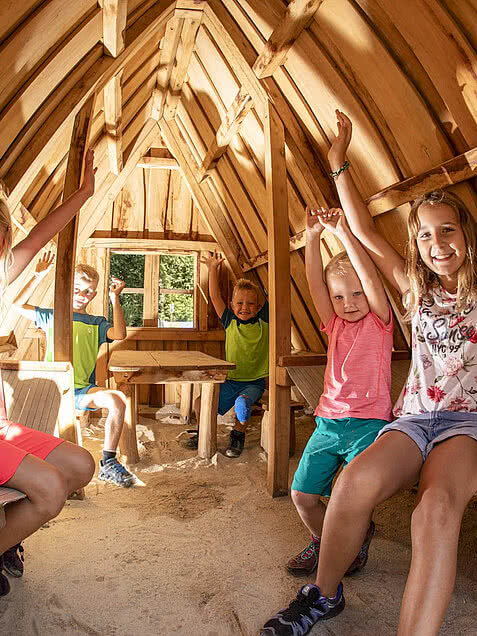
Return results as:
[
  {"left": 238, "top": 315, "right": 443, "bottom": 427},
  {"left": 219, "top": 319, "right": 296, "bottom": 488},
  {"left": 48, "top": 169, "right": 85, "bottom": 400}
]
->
[
  {"left": 103, "top": 0, "right": 128, "bottom": 58},
  {"left": 104, "top": 71, "right": 124, "bottom": 175}
]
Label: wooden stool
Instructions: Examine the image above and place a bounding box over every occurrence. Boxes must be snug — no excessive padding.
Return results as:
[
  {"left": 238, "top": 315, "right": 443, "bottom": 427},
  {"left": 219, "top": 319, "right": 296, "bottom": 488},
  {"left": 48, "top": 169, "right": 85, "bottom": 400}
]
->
[{"left": 260, "top": 400, "right": 304, "bottom": 456}]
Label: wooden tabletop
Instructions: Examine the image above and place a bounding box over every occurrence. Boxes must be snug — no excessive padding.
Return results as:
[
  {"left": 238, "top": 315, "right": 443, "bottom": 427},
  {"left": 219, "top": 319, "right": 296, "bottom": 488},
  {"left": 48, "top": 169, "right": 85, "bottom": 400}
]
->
[{"left": 108, "top": 349, "right": 235, "bottom": 373}]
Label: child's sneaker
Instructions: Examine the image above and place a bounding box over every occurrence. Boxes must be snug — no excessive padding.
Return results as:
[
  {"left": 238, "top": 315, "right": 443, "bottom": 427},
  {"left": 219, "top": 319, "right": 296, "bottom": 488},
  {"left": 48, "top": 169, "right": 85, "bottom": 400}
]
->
[
  {"left": 98, "top": 458, "right": 135, "bottom": 488},
  {"left": 286, "top": 537, "right": 320, "bottom": 576},
  {"left": 345, "top": 520, "right": 375, "bottom": 575},
  {"left": 225, "top": 430, "right": 245, "bottom": 457},
  {"left": 261, "top": 583, "right": 345, "bottom": 635},
  {"left": 2, "top": 543, "right": 24, "bottom": 577},
  {"left": 182, "top": 429, "right": 199, "bottom": 449}
]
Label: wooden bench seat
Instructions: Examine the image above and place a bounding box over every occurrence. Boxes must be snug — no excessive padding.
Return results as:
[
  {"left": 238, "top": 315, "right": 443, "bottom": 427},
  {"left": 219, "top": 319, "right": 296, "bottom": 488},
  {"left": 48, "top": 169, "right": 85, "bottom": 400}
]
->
[{"left": 0, "top": 487, "right": 26, "bottom": 529}]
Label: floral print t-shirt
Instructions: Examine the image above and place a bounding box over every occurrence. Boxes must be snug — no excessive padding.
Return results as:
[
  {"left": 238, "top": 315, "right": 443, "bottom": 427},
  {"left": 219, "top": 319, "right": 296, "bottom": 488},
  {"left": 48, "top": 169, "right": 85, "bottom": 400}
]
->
[{"left": 394, "top": 286, "right": 477, "bottom": 416}]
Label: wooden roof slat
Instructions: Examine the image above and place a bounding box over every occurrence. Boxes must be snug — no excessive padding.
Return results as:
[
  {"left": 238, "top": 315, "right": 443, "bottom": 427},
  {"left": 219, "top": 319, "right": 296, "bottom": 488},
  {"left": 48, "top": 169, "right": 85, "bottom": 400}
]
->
[
  {"left": 104, "top": 72, "right": 124, "bottom": 175},
  {"left": 252, "top": 0, "right": 323, "bottom": 79}
]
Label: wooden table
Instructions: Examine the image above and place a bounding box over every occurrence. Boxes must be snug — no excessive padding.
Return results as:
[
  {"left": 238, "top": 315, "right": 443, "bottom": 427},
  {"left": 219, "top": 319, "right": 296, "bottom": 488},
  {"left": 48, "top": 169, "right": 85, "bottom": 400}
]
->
[{"left": 108, "top": 350, "right": 235, "bottom": 463}]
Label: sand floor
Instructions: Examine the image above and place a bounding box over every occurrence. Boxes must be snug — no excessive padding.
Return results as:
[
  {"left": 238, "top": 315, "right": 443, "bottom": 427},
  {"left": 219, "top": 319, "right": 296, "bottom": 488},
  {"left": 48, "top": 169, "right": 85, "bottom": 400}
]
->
[{"left": 1, "top": 408, "right": 477, "bottom": 636}]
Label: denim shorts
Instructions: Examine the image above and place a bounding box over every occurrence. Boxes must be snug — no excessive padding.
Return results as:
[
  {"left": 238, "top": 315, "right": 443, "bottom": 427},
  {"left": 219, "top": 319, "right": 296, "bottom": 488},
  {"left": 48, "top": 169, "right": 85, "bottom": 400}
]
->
[
  {"left": 74, "top": 384, "right": 98, "bottom": 411},
  {"left": 218, "top": 378, "right": 266, "bottom": 418},
  {"left": 376, "top": 411, "right": 477, "bottom": 460},
  {"left": 292, "top": 416, "right": 386, "bottom": 496}
]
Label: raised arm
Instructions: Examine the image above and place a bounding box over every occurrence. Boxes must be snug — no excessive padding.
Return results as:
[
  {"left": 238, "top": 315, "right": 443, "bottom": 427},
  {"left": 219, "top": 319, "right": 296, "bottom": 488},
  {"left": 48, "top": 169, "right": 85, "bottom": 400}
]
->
[
  {"left": 9, "top": 149, "right": 96, "bottom": 284},
  {"left": 319, "top": 209, "right": 390, "bottom": 324},
  {"left": 107, "top": 277, "right": 127, "bottom": 340},
  {"left": 305, "top": 206, "right": 334, "bottom": 326},
  {"left": 201, "top": 252, "right": 226, "bottom": 318},
  {"left": 12, "top": 251, "right": 55, "bottom": 320},
  {"left": 328, "top": 110, "right": 408, "bottom": 295}
]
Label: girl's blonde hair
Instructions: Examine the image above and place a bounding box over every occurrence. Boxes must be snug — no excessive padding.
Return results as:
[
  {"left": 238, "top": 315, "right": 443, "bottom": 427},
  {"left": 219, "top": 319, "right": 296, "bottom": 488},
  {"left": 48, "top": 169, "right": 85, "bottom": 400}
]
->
[
  {"left": 0, "top": 197, "right": 13, "bottom": 293},
  {"left": 405, "top": 189, "right": 477, "bottom": 317},
  {"left": 324, "top": 251, "right": 353, "bottom": 279}
]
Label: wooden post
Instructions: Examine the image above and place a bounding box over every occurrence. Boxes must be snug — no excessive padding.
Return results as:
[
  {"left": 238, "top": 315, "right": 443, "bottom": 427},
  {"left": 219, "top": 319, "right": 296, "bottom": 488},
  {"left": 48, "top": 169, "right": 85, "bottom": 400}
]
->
[
  {"left": 197, "top": 382, "right": 219, "bottom": 458},
  {"left": 53, "top": 96, "right": 94, "bottom": 364},
  {"left": 264, "top": 102, "right": 292, "bottom": 497},
  {"left": 118, "top": 382, "right": 139, "bottom": 465},
  {"left": 180, "top": 383, "right": 193, "bottom": 425}
]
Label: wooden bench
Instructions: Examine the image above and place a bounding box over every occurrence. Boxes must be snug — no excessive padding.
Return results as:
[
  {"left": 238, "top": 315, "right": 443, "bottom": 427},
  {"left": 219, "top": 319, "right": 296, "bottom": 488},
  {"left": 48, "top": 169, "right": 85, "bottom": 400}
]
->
[
  {"left": 260, "top": 398, "right": 305, "bottom": 456},
  {"left": 0, "top": 360, "right": 82, "bottom": 517}
]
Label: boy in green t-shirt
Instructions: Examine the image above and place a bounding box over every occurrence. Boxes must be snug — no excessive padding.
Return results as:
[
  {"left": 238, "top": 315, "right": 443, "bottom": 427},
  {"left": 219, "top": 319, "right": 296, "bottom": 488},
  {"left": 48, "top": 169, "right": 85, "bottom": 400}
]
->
[
  {"left": 187, "top": 253, "right": 269, "bottom": 458},
  {"left": 13, "top": 254, "right": 135, "bottom": 488}
]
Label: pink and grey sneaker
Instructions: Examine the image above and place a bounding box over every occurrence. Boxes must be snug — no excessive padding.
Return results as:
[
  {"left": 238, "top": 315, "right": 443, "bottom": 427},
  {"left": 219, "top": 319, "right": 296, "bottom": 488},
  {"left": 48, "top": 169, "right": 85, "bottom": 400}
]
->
[
  {"left": 345, "top": 521, "right": 375, "bottom": 575},
  {"left": 286, "top": 537, "right": 320, "bottom": 576}
]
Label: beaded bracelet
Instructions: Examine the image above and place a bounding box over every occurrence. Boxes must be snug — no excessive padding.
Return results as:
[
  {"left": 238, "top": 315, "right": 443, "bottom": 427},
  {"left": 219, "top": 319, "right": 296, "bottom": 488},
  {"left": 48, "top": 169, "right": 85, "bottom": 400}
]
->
[{"left": 329, "top": 160, "right": 350, "bottom": 180}]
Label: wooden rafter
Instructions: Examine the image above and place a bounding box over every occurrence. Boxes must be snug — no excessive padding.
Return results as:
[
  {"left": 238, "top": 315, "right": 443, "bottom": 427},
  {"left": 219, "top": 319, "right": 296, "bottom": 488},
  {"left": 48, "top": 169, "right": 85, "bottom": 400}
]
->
[
  {"left": 137, "top": 147, "right": 179, "bottom": 170},
  {"left": 103, "top": 0, "right": 128, "bottom": 58},
  {"left": 151, "top": 15, "right": 182, "bottom": 120},
  {"left": 104, "top": 72, "right": 124, "bottom": 175},
  {"left": 159, "top": 118, "right": 243, "bottom": 279},
  {"left": 252, "top": 0, "right": 323, "bottom": 79},
  {"left": 197, "top": 87, "right": 254, "bottom": 182},
  {"left": 53, "top": 96, "right": 94, "bottom": 364},
  {"left": 84, "top": 236, "right": 217, "bottom": 251},
  {"left": 265, "top": 102, "right": 292, "bottom": 498}
]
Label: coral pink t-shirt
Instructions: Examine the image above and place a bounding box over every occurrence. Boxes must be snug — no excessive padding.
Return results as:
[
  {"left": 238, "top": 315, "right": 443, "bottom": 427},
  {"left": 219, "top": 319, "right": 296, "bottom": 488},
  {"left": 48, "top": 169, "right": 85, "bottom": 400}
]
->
[{"left": 315, "top": 310, "right": 394, "bottom": 421}]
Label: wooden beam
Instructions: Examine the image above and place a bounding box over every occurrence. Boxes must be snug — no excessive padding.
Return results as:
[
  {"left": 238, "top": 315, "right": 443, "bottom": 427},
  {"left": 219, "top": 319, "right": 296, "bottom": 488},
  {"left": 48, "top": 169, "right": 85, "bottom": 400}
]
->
[
  {"left": 366, "top": 146, "right": 477, "bottom": 216},
  {"left": 197, "top": 87, "right": 254, "bottom": 182},
  {"left": 265, "top": 102, "right": 292, "bottom": 498},
  {"left": 103, "top": 0, "right": 128, "bottom": 57},
  {"left": 26, "top": 327, "right": 225, "bottom": 341},
  {"left": 159, "top": 118, "right": 244, "bottom": 279},
  {"left": 151, "top": 15, "right": 182, "bottom": 120},
  {"left": 137, "top": 156, "right": 180, "bottom": 170},
  {"left": 53, "top": 96, "right": 94, "bottom": 363},
  {"left": 84, "top": 236, "right": 218, "bottom": 251},
  {"left": 253, "top": 0, "right": 323, "bottom": 79},
  {"left": 104, "top": 72, "right": 124, "bottom": 175},
  {"left": 163, "top": 15, "right": 203, "bottom": 120}
]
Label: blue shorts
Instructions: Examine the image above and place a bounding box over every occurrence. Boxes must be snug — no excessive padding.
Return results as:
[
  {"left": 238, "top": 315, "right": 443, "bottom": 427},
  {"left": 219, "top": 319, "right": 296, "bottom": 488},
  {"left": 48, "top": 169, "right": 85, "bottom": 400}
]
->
[
  {"left": 218, "top": 378, "right": 266, "bottom": 420},
  {"left": 74, "top": 385, "right": 99, "bottom": 411},
  {"left": 292, "top": 416, "right": 386, "bottom": 496},
  {"left": 376, "top": 410, "right": 477, "bottom": 460}
]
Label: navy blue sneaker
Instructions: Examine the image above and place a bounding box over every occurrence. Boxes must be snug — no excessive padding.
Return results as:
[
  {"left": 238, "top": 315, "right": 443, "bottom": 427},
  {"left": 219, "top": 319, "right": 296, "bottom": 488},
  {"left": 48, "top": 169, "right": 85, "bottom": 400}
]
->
[
  {"left": 98, "top": 458, "right": 135, "bottom": 488},
  {"left": 261, "top": 583, "right": 344, "bottom": 635}
]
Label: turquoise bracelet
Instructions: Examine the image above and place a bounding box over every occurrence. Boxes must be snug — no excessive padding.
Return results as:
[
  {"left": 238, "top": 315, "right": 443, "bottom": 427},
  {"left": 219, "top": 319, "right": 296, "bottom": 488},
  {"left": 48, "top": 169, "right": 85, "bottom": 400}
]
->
[{"left": 330, "top": 160, "right": 350, "bottom": 180}]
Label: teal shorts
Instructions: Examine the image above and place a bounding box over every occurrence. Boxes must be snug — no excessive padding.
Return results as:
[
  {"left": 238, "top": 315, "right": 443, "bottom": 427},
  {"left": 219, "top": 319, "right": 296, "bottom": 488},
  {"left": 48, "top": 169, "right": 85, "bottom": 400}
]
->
[{"left": 291, "top": 416, "right": 386, "bottom": 496}]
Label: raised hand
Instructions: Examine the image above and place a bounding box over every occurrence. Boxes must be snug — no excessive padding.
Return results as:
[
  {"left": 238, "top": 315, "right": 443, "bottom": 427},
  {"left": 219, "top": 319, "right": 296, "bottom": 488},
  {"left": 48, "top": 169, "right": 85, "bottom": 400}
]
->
[
  {"left": 306, "top": 206, "right": 326, "bottom": 238},
  {"left": 201, "top": 251, "right": 224, "bottom": 271},
  {"left": 315, "top": 207, "right": 350, "bottom": 237},
  {"left": 328, "top": 110, "right": 352, "bottom": 166},
  {"left": 109, "top": 277, "right": 126, "bottom": 298},
  {"left": 81, "top": 149, "right": 96, "bottom": 199},
  {"left": 34, "top": 251, "right": 55, "bottom": 278}
]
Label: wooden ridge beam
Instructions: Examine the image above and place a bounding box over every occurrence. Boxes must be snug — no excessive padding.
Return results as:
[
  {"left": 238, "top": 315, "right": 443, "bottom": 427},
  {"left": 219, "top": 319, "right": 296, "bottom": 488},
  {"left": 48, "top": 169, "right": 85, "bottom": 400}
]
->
[
  {"left": 163, "top": 12, "right": 204, "bottom": 121},
  {"left": 253, "top": 0, "right": 323, "bottom": 79},
  {"left": 104, "top": 72, "right": 124, "bottom": 175},
  {"left": 366, "top": 146, "right": 477, "bottom": 216},
  {"left": 197, "top": 87, "right": 254, "bottom": 182},
  {"left": 159, "top": 118, "right": 243, "bottom": 279},
  {"left": 103, "top": 0, "right": 128, "bottom": 57},
  {"left": 84, "top": 236, "right": 218, "bottom": 251}
]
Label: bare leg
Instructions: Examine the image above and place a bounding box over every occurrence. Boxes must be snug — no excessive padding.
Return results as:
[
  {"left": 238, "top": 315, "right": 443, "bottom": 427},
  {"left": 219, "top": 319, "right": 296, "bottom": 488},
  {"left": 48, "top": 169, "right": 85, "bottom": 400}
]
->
[
  {"left": 82, "top": 388, "right": 126, "bottom": 451},
  {"left": 0, "top": 454, "right": 75, "bottom": 553},
  {"left": 316, "top": 431, "right": 422, "bottom": 597},
  {"left": 398, "top": 435, "right": 477, "bottom": 636},
  {"left": 44, "top": 440, "right": 95, "bottom": 495},
  {"left": 291, "top": 490, "right": 327, "bottom": 537}
]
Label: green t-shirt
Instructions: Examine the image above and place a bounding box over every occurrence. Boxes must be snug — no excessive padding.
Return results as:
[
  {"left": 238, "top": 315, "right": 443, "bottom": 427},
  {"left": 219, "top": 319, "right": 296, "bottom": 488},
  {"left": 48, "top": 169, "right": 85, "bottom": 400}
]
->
[
  {"left": 220, "top": 301, "right": 269, "bottom": 381},
  {"left": 34, "top": 307, "right": 111, "bottom": 388}
]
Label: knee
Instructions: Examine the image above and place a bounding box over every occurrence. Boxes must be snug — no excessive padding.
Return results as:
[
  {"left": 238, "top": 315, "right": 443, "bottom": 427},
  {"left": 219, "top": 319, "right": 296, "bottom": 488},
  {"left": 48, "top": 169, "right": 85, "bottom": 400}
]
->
[
  {"left": 292, "top": 490, "right": 319, "bottom": 515},
  {"left": 332, "top": 466, "right": 378, "bottom": 512},
  {"left": 37, "top": 470, "right": 69, "bottom": 519},
  {"left": 235, "top": 394, "right": 252, "bottom": 423},
  {"left": 412, "top": 488, "right": 455, "bottom": 535},
  {"left": 104, "top": 390, "right": 126, "bottom": 416},
  {"left": 73, "top": 447, "right": 95, "bottom": 488}
]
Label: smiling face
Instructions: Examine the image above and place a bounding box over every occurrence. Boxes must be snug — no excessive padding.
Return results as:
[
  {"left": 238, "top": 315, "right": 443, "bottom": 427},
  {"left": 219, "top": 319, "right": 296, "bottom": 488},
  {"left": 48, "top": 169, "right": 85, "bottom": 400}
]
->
[
  {"left": 326, "top": 265, "right": 370, "bottom": 322},
  {"left": 231, "top": 288, "right": 259, "bottom": 320},
  {"left": 416, "top": 203, "right": 466, "bottom": 292},
  {"left": 72, "top": 274, "right": 97, "bottom": 313}
]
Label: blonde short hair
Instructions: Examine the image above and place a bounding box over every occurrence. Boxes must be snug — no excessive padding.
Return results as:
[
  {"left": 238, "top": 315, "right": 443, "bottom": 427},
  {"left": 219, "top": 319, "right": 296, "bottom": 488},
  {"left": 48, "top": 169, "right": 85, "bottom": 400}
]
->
[
  {"left": 75, "top": 263, "right": 99, "bottom": 285},
  {"left": 324, "top": 251, "right": 353, "bottom": 279},
  {"left": 232, "top": 278, "right": 261, "bottom": 302}
]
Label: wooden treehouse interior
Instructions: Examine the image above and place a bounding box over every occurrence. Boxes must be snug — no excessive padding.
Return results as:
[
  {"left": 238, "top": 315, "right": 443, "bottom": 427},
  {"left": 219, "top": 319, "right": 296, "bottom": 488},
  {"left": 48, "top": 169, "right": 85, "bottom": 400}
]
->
[{"left": 1, "top": 0, "right": 477, "bottom": 496}]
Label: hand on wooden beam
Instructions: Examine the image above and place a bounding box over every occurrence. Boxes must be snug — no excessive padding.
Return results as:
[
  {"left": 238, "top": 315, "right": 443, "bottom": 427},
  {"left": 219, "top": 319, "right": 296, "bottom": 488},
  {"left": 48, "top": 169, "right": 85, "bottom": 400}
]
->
[{"left": 79, "top": 149, "right": 97, "bottom": 199}]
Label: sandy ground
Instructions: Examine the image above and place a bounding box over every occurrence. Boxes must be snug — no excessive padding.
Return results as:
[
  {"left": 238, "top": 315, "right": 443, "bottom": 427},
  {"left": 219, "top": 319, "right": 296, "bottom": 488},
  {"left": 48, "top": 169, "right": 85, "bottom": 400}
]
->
[{"left": 1, "top": 408, "right": 477, "bottom": 636}]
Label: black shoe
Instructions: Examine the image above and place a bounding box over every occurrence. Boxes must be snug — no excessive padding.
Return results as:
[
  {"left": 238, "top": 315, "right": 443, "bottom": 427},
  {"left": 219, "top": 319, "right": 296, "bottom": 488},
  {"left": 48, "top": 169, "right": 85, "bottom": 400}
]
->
[
  {"left": 3, "top": 543, "right": 24, "bottom": 577},
  {"left": 345, "top": 521, "right": 375, "bottom": 575},
  {"left": 225, "top": 430, "right": 245, "bottom": 458},
  {"left": 183, "top": 430, "right": 198, "bottom": 449},
  {"left": 261, "top": 583, "right": 345, "bottom": 635},
  {"left": 0, "top": 558, "right": 10, "bottom": 597}
]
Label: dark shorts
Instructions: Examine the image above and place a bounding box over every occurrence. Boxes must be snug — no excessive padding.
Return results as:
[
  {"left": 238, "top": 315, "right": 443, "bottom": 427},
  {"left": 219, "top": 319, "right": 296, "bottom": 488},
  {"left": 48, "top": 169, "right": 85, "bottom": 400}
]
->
[
  {"left": 376, "top": 410, "right": 477, "bottom": 460},
  {"left": 0, "top": 420, "right": 63, "bottom": 485},
  {"left": 218, "top": 378, "right": 266, "bottom": 417}
]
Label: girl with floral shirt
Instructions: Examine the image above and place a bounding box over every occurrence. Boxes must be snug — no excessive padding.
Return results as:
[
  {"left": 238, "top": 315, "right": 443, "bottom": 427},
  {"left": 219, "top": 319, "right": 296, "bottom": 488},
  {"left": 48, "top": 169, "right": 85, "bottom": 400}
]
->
[{"left": 261, "top": 112, "right": 477, "bottom": 636}]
